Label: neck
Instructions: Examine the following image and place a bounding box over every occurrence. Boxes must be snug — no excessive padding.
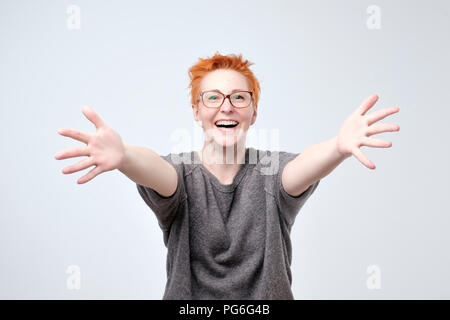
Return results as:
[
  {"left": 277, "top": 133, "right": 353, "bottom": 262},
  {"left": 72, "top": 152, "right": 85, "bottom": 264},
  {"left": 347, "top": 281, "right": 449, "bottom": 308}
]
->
[{"left": 199, "top": 140, "right": 247, "bottom": 169}]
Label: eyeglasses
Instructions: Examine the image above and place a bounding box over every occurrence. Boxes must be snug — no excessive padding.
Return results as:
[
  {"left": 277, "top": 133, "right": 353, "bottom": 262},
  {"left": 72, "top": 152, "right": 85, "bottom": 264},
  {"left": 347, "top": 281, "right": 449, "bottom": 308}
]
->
[{"left": 198, "top": 90, "right": 253, "bottom": 109}]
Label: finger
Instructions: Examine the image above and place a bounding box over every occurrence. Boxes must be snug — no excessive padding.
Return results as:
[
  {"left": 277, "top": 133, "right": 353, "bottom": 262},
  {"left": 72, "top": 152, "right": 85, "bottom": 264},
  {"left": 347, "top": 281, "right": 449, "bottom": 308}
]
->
[
  {"left": 54, "top": 146, "right": 90, "bottom": 160},
  {"left": 352, "top": 147, "right": 376, "bottom": 169},
  {"left": 366, "top": 106, "right": 400, "bottom": 126},
  {"left": 57, "top": 128, "right": 91, "bottom": 144},
  {"left": 62, "top": 157, "right": 95, "bottom": 175},
  {"left": 78, "top": 165, "right": 102, "bottom": 184},
  {"left": 357, "top": 93, "right": 379, "bottom": 116},
  {"left": 82, "top": 105, "right": 106, "bottom": 130},
  {"left": 361, "top": 137, "right": 392, "bottom": 148},
  {"left": 366, "top": 123, "right": 400, "bottom": 136}
]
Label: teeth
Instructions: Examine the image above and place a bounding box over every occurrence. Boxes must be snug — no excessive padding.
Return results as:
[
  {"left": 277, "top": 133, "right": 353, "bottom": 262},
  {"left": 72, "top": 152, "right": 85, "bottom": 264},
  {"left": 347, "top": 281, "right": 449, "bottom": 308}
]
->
[{"left": 216, "top": 120, "right": 238, "bottom": 125}]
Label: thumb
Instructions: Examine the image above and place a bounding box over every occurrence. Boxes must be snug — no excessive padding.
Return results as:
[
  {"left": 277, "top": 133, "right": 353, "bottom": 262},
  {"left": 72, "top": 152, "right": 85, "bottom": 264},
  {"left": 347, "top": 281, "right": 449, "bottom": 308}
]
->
[{"left": 82, "top": 105, "right": 106, "bottom": 130}]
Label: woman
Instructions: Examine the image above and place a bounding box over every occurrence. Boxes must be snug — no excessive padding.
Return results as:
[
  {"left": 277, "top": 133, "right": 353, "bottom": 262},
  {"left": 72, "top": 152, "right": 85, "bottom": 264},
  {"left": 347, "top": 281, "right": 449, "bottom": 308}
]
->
[{"left": 55, "top": 52, "right": 400, "bottom": 299}]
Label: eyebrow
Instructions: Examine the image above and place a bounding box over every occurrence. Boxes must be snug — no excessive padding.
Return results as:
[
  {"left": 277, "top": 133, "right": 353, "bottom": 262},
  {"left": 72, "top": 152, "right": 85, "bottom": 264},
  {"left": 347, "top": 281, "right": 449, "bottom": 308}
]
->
[{"left": 206, "top": 89, "right": 247, "bottom": 94}]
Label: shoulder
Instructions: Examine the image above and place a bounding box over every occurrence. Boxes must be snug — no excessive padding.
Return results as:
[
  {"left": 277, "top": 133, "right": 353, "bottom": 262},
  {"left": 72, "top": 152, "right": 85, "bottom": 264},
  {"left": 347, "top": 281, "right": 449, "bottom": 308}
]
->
[
  {"left": 251, "top": 148, "right": 298, "bottom": 176},
  {"left": 161, "top": 151, "right": 199, "bottom": 177}
]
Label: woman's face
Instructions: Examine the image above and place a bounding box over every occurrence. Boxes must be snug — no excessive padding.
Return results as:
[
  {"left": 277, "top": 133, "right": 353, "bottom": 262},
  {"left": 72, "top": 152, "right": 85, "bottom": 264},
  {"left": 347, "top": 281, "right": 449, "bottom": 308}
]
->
[{"left": 193, "top": 69, "right": 257, "bottom": 148}]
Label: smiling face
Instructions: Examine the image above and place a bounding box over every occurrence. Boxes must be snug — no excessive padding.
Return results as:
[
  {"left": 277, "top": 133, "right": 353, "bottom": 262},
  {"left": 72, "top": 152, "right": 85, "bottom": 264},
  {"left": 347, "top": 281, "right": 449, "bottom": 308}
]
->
[{"left": 193, "top": 69, "right": 257, "bottom": 148}]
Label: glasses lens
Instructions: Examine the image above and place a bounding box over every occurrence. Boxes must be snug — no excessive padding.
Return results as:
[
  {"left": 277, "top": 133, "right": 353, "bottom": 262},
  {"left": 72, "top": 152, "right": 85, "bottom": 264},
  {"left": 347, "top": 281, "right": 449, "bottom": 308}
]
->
[
  {"left": 203, "top": 91, "right": 223, "bottom": 108},
  {"left": 202, "top": 91, "right": 252, "bottom": 108},
  {"left": 230, "top": 92, "right": 251, "bottom": 108}
]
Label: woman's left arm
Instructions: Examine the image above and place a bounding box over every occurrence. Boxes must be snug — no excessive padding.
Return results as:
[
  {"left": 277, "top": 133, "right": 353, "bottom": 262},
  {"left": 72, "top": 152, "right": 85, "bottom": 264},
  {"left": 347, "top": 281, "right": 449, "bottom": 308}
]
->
[{"left": 282, "top": 94, "right": 400, "bottom": 197}]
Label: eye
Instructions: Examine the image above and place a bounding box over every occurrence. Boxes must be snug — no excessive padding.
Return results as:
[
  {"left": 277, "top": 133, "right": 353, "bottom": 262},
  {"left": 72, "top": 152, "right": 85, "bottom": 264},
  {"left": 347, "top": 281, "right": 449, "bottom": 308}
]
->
[{"left": 208, "top": 95, "right": 219, "bottom": 100}]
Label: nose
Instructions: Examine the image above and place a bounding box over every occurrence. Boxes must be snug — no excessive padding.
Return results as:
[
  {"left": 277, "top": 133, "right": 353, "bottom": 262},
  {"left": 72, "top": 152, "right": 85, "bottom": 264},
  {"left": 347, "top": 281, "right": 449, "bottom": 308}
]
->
[{"left": 219, "top": 97, "right": 234, "bottom": 112}]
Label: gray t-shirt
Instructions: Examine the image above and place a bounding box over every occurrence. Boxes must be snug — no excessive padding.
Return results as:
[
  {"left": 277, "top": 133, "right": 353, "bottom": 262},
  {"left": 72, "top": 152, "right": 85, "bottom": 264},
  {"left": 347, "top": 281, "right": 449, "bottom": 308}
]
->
[{"left": 136, "top": 147, "right": 320, "bottom": 300}]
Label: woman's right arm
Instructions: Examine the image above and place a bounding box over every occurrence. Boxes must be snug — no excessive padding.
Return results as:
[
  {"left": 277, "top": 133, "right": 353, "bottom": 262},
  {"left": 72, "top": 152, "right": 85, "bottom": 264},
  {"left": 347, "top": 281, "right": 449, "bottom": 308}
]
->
[
  {"left": 119, "top": 144, "right": 177, "bottom": 198},
  {"left": 55, "top": 105, "right": 177, "bottom": 197}
]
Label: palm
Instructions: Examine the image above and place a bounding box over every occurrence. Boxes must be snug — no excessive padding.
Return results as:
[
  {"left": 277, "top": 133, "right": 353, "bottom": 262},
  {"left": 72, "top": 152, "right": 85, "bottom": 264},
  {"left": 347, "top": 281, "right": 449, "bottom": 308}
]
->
[
  {"left": 55, "top": 105, "right": 125, "bottom": 184},
  {"left": 337, "top": 94, "right": 400, "bottom": 169}
]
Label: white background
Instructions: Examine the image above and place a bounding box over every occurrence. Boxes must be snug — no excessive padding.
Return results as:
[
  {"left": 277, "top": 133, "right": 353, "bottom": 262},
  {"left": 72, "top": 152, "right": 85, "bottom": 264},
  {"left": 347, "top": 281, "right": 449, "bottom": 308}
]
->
[{"left": 0, "top": 0, "right": 449, "bottom": 299}]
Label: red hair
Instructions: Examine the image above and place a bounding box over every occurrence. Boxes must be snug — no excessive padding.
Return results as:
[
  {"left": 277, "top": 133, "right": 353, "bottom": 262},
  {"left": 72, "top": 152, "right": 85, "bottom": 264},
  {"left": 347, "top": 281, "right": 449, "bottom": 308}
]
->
[{"left": 188, "top": 52, "right": 261, "bottom": 111}]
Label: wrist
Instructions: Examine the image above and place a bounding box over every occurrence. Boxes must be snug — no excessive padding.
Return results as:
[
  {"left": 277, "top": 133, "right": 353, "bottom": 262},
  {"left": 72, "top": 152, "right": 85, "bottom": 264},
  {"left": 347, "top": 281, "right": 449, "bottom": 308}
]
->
[
  {"left": 118, "top": 143, "right": 131, "bottom": 172},
  {"left": 332, "top": 136, "right": 352, "bottom": 160}
]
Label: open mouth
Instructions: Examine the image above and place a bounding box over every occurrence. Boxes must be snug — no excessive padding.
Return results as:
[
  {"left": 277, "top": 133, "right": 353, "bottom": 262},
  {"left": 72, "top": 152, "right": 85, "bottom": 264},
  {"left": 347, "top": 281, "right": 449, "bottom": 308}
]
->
[{"left": 215, "top": 120, "right": 239, "bottom": 129}]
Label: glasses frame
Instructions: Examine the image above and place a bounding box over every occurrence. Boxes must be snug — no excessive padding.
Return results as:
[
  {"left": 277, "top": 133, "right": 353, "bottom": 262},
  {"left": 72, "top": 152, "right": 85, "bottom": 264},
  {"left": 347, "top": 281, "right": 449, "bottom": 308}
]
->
[{"left": 198, "top": 90, "right": 253, "bottom": 109}]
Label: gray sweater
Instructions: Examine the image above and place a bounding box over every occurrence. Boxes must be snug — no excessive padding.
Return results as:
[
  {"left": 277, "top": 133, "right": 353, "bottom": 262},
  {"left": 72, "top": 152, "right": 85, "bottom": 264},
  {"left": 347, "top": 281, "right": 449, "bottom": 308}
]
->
[{"left": 136, "top": 147, "right": 320, "bottom": 299}]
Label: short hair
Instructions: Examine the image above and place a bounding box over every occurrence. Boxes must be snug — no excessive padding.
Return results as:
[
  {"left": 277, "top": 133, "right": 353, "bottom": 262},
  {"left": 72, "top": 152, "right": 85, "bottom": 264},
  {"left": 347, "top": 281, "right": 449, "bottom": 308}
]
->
[{"left": 188, "top": 51, "right": 261, "bottom": 111}]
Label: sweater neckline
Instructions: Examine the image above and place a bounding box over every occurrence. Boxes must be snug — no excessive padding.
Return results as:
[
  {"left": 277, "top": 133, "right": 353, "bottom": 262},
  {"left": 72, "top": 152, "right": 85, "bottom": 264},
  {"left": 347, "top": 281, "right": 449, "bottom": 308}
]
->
[{"left": 192, "top": 147, "right": 251, "bottom": 193}]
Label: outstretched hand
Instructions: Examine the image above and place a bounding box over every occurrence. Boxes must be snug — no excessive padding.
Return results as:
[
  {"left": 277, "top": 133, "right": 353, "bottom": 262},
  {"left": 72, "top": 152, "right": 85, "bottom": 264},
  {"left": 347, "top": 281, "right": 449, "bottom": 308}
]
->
[
  {"left": 336, "top": 94, "right": 400, "bottom": 169},
  {"left": 55, "top": 105, "right": 126, "bottom": 184}
]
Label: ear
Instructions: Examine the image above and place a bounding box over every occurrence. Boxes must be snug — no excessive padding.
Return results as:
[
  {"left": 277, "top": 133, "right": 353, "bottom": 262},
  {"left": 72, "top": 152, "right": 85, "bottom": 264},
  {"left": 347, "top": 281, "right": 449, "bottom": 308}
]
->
[
  {"left": 192, "top": 104, "right": 202, "bottom": 127},
  {"left": 250, "top": 105, "right": 257, "bottom": 125},
  {"left": 192, "top": 105, "right": 198, "bottom": 120}
]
